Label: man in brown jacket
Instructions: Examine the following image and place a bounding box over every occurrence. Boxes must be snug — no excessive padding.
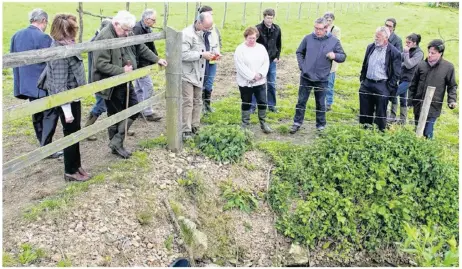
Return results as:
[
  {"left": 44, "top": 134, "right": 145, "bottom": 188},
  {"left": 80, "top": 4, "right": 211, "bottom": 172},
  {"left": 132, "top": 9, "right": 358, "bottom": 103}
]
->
[
  {"left": 91, "top": 10, "right": 167, "bottom": 158},
  {"left": 408, "top": 39, "right": 457, "bottom": 139}
]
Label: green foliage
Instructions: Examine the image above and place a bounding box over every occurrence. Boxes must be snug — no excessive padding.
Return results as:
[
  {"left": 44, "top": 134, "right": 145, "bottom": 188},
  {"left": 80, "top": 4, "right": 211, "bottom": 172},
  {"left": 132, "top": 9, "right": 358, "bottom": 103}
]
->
[
  {"left": 164, "top": 235, "right": 174, "bottom": 251},
  {"left": 177, "top": 170, "right": 204, "bottom": 198},
  {"left": 136, "top": 210, "right": 153, "bottom": 225},
  {"left": 57, "top": 258, "right": 72, "bottom": 267},
  {"left": 138, "top": 134, "right": 168, "bottom": 149},
  {"left": 18, "top": 244, "right": 45, "bottom": 265},
  {"left": 262, "top": 126, "right": 458, "bottom": 256},
  {"left": 398, "top": 222, "right": 459, "bottom": 267},
  {"left": 3, "top": 251, "right": 17, "bottom": 267},
  {"left": 220, "top": 180, "right": 259, "bottom": 213},
  {"left": 195, "top": 123, "right": 253, "bottom": 163}
]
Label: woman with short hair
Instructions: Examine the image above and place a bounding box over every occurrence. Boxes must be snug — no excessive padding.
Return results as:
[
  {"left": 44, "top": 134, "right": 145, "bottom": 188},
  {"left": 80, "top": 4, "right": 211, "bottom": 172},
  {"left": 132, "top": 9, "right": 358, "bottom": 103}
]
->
[
  {"left": 46, "top": 14, "right": 91, "bottom": 181},
  {"left": 234, "top": 26, "right": 272, "bottom": 133}
]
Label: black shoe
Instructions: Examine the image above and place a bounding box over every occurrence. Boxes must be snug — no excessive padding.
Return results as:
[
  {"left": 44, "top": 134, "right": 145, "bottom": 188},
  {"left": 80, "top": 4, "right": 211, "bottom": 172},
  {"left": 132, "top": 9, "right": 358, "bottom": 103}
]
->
[
  {"left": 110, "top": 146, "right": 131, "bottom": 159},
  {"left": 144, "top": 114, "right": 162, "bottom": 122},
  {"left": 289, "top": 125, "right": 300, "bottom": 134},
  {"left": 269, "top": 107, "right": 278, "bottom": 113},
  {"left": 191, "top": 126, "right": 199, "bottom": 134},
  {"left": 183, "top": 132, "right": 193, "bottom": 141},
  {"left": 47, "top": 151, "right": 63, "bottom": 159}
]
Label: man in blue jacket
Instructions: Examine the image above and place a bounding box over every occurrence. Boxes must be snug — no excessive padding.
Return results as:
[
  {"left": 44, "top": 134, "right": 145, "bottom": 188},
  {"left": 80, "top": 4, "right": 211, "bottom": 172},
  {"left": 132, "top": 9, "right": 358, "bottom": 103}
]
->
[
  {"left": 10, "top": 8, "right": 62, "bottom": 158},
  {"left": 358, "top": 26, "right": 401, "bottom": 131},
  {"left": 290, "top": 17, "right": 346, "bottom": 134}
]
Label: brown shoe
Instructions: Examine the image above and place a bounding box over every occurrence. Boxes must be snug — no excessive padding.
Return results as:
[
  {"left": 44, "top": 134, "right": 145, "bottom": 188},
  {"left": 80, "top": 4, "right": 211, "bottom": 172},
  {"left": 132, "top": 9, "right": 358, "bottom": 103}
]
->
[
  {"left": 64, "top": 172, "right": 89, "bottom": 182},
  {"left": 78, "top": 167, "right": 91, "bottom": 179}
]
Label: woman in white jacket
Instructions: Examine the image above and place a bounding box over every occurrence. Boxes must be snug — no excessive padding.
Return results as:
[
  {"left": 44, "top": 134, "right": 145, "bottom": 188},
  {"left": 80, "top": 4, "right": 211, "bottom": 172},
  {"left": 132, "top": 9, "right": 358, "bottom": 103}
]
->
[{"left": 234, "top": 26, "right": 272, "bottom": 133}]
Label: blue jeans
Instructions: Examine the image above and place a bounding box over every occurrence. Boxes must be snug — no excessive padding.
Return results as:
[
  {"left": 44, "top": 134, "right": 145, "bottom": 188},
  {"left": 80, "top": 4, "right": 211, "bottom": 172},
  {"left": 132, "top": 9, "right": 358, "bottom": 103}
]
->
[
  {"left": 326, "top": 72, "right": 336, "bottom": 106},
  {"left": 250, "top": 61, "right": 277, "bottom": 110},
  {"left": 203, "top": 63, "right": 217, "bottom": 93},
  {"left": 91, "top": 94, "right": 107, "bottom": 117},
  {"left": 415, "top": 115, "right": 437, "bottom": 139},
  {"left": 396, "top": 81, "right": 410, "bottom": 107},
  {"left": 293, "top": 76, "right": 328, "bottom": 128}
]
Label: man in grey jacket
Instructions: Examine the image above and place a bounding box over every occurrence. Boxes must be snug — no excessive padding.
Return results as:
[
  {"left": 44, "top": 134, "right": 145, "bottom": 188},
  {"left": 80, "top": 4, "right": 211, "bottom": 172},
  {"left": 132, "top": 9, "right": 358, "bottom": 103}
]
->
[
  {"left": 290, "top": 17, "right": 346, "bottom": 134},
  {"left": 181, "top": 12, "right": 214, "bottom": 140}
]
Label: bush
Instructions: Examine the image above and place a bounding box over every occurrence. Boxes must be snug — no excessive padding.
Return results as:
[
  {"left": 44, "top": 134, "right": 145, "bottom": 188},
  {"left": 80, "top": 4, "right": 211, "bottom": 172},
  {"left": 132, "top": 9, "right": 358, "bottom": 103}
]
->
[
  {"left": 259, "top": 126, "right": 458, "bottom": 256},
  {"left": 220, "top": 180, "right": 259, "bottom": 213},
  {"left": 195, "top": 123, "right": 253, "bottom": 163}
]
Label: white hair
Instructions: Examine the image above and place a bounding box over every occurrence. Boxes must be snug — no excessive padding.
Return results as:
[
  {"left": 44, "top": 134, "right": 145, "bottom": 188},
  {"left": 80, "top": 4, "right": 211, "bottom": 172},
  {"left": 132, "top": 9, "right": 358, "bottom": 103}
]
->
[
  {"left": 29, "top": 8, "right": 48, "bottom": 23},
  {"left": 113, "top": 10, "right": 136, "bottom": 28},
  {"left": 142, "top": 9, "right": 156, "bottom": 20},
  {"left": 376, "top": 26, "right": 390, "bottom": 39}
]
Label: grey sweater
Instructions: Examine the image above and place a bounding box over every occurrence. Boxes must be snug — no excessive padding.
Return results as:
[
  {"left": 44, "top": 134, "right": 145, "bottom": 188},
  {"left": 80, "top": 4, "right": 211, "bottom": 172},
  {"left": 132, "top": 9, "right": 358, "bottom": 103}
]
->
[{"left": 296, "top": 33, "right": 346, "bottom": 82}]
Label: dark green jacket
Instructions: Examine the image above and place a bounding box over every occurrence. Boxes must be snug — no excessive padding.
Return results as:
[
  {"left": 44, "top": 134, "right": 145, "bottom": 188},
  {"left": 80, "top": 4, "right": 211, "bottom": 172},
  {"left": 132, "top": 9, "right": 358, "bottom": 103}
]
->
[{"left": 91, "top": 23, "right": 159, "bottom": 99}]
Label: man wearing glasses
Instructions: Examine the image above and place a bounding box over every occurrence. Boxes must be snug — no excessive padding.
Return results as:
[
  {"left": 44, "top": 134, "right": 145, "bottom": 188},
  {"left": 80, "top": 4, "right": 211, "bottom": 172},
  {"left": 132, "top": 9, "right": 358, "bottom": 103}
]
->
[
  {"left": 91, "top": 10, "right": 167, "bottom": 158},
  {"left": 133, "top": 9, "right": 163, "bottom": 122},
  {"left": 385, "top": 18, "right": 403, "bottom": 124},
  {"left": 290, "top": 17, "right": 346, "bottom": 134}
]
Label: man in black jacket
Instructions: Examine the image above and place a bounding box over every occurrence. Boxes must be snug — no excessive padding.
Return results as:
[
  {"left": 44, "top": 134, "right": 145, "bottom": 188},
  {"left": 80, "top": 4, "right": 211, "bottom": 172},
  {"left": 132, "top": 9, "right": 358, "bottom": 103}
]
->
[
  {"left": 250, "top": 8, "right": 282, "bottom": 113},
  {"left": 359, "top": 26, "right": 401, "bottom": 131},
  {"left": 385, "top": 18, "right": 403, "bottom": 122},
  {"left": 132, "top": 9, "right": 162, "bottom": 122},
  {"left": 408, "top": 39, "right": 457, "bottom": 139}
]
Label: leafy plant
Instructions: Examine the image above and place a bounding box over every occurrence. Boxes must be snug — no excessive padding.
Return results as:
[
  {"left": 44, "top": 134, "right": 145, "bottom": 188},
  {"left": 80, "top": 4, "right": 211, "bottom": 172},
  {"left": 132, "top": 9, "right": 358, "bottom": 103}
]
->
[
  {"left": 220, "top": 180, "right": 259, "bottom": 213},
  {"left": 138, "top": 134, "right": 168, "bottom": 149},
  {"left": 195, "top": 123, "right": 253, "bottom": 163},
  {"left": 3, "top": 251, "right": 17, "bottom": 266},
  {"left": 177, "top": 170, "right": 205, "bottom": 198},
  {"left": 136, "top": 210, "right": 153, "bottom": 225},
  {"left": 164, "top": 234, "right": 174, "bottom": 251},
  {"left": 18, "top": 244, "right": 45, "bottom": 265},
  {"left": 398, "top": 222, "right": 459, "bottom": 267},
  {"left": 260, "top": 126, "right": 458, "bottom": 258},
  {"left": 57, "top": 258, "right": 72, "bottom": 267}
]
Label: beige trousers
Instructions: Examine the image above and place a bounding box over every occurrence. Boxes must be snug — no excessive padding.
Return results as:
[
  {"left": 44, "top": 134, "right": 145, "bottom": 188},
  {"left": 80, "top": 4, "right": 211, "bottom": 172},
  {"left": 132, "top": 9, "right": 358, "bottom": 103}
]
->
[{"left": 182, "top": 81, "right": 203, "bottom": 132}]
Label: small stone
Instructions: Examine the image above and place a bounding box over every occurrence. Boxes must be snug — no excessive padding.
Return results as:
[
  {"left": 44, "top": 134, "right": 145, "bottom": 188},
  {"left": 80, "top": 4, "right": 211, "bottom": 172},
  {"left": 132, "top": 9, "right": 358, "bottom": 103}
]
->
[
  {"left": 51, "top": 254, "right": 61, "bottom": 262},
  {"left": 176, "top": 168, "right": 183, "bottom": 175},
  {"left": 186, "top": 156, "right": 193, "bottom": 162},
  {"left": 99, "top": 227, "right": 108, "bottom": 233},
  {"left": 169, "top": 153, "right": 176, "bottom": 158},
  {"left": 147, "top": 243, "right": 154, "bottom": 249},
  {"left": 159, "top": 184, "right": 167, "bottom": 190}
]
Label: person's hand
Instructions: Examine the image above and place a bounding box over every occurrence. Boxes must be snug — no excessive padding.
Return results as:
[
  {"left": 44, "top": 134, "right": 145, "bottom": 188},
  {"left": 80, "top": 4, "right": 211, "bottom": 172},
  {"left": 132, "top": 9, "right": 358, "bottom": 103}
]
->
[
  {"left": 157, "top": 59, "right": 168, "bottom": 67},
  {"left": 403, "top": 45, "right": 410, "bottom": 53},
  {"left": 448, "top": 102, "right": 457, "bottom": 109},
  {"left": 273, "top": 58, "right": 279, "bottom": 63},
  {"left": 65, "top": 115, "right": 74, "bottom": 123},
  {"left": 123, "top": 65, "right": 133, "bottom": 72},
  {"left": 202, "top": 51, "right": 213, "bottom": 60},
  {"left": 254, "top": 73, "right": 263, "bottom": 81},
  {"left": 326, "top": 52, "right": 335, "bottom": 60},
  {"left": 211, "top": 53, "right": 222, "bottom": 61}
]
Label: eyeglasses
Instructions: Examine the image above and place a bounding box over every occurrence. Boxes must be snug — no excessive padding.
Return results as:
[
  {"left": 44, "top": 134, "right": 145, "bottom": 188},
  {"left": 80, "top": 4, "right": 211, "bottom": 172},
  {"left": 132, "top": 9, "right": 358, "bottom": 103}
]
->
[
  {"left": 385, "top": 24, "right": 394, "bottom": 28},
  {"left": 119, "top": 24, "right": 132, "bottom": 33},
  {"left": 314, "top": 26, "right": 326, "bottom": 31}
]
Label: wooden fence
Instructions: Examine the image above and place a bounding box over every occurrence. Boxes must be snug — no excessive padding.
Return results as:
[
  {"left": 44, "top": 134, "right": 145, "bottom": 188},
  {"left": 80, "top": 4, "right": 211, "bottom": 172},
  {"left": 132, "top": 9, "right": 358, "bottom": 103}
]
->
[{"left": 2, "top": 27, "right": 183, "bottom": 175}]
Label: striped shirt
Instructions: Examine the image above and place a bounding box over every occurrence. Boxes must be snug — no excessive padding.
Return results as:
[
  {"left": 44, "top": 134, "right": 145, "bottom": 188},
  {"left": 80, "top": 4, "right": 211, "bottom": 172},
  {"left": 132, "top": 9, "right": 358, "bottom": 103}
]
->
[{"left": 366, "top": 45, "right": 388, "bottom": 80}]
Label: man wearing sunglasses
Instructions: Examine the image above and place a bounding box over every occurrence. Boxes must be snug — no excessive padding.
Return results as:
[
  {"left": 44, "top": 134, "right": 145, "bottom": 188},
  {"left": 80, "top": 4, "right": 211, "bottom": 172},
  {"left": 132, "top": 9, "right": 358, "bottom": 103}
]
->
[
  {"left": 290, "top": 17, "right": 346, "bottom": 134},
  {"left": 91, "top": 10, "right": 167, "bottom": 158}
]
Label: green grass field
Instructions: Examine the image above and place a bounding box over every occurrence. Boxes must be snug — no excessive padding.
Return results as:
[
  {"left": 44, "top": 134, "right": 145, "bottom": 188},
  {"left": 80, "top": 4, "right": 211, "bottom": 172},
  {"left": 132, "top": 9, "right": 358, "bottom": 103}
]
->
[{"left": 2, "top": 2, "right": 459, "bottom": 151}]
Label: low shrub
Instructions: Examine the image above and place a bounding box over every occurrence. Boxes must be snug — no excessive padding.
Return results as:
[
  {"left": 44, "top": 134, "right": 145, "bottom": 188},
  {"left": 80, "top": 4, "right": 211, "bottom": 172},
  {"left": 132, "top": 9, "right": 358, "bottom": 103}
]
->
[
  {"left": 195, "top": 123, "right": 253, "bottom": 163},
  {"left": 259, "top": 125, "right": 458, "bottom": 257}
]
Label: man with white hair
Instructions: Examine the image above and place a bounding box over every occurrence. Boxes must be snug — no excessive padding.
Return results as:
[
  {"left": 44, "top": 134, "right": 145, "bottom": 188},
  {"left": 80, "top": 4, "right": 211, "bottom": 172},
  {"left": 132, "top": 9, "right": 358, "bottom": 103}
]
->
[
  {"left": 358, "top": 26, "right": 401, "bottom": 131},
  {"left": 10, "top": 8, "right": 63, "bottom": 158},
  {"left": 181, "top": 12, "right": 214, "bottom": 140},
  {"left": 91, "top": 10, "right": 167, "bottom": 158},
  {"left": 133, "top": 9, "right": 162, "bottom": 122}
]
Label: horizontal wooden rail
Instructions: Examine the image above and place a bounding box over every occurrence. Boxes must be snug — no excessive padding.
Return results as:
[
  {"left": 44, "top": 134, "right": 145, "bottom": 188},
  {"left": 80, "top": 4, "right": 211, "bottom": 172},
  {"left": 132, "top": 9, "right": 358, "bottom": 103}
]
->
[
  {"left": 3, "top": 90, "right": 165, "bottom": 176},
  {"left": 4, "top": 65, "right": 160, "bottom": 122},
  {"left": 3, "top": 31, "right": 166, "bottom": 68}
]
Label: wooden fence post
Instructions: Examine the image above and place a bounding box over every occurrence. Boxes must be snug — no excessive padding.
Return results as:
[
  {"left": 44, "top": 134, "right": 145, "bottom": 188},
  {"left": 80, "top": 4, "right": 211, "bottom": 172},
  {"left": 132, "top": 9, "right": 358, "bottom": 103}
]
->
[
  {"left": 222, "top": 2, "right": 227, "bottom": 29},
  {"left": 416, "top": 86, "right": 436, "bottom": 137},
  {"left": 298, "top": 2, "right": 302, "bottom": 20},
  {"left": 126, "top": 2, "right": 130, "bottom": 11},
  {"left": 78, "top": 2, "right": 83, "bottom": 43},
  {"left": 165, "top": 27, "right": 183, "bottom": 152},
  {"left": 242, "top": 3, "right": 246, "bottom": 26},
  {"left": 164, "top": 2, "right": 168, "bottom": 28},
  {"left": 259, "top": 2, "right": 263, "bottom": 21}
]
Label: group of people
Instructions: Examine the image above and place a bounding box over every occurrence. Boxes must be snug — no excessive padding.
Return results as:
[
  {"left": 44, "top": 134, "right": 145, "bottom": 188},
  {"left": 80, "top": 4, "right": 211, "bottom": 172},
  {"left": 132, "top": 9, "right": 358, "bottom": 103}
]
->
[{"left": 10, "top": 7, "right": 457, "bottom": 182}]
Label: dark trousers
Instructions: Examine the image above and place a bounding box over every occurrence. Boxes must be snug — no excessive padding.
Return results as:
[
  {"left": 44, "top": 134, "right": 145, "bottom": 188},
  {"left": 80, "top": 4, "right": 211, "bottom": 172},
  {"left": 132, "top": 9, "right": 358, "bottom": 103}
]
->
[
  {"left": 104, "top": 84, "right": 139, "bottom": 120},
  {"left": 359, "top": 79, "right": 390, "bottom": 131},
  {"left": 293, "top": 76, "right": 328, "bottom": 128},
  {"left": 29, "top": 97, "right": 59, "bottom": 146},
  {"left": 239, "top": 85, "right": 267, "bottom": 111}
]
